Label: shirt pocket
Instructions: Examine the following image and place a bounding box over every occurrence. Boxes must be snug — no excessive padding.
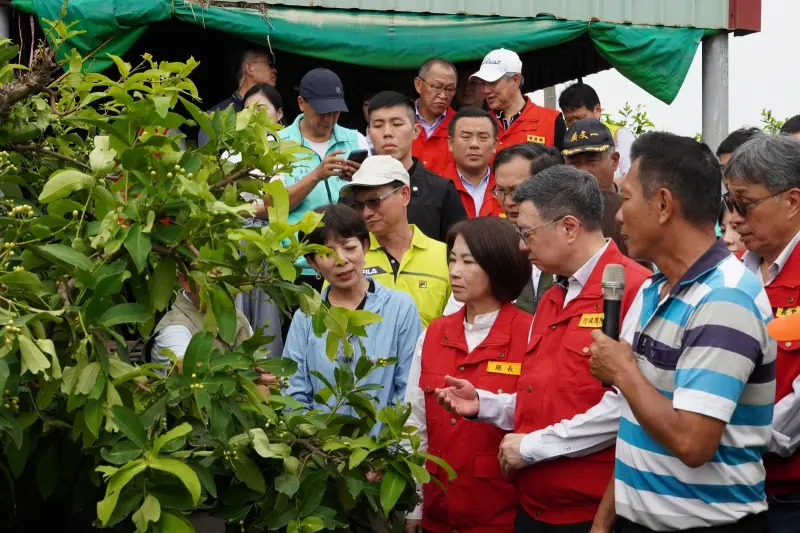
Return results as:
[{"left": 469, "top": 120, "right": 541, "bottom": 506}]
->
[{"left": 555, "top": 329, "right": 598, "bottom": 391}]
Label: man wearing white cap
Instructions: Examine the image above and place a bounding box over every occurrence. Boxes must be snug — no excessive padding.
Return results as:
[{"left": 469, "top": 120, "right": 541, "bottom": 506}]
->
[
  {"left": 341, "top": 156, "right": 450, "bottom": 327},
  {"left": 471, "top": 48, "right": 566, "bottom": 153}
]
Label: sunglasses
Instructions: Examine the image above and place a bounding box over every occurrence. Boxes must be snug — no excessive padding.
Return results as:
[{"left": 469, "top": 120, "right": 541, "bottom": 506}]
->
[
  {"left": 722, "top": 189, "right": 789, "bottom": 216},
  {"left": 348, "top": 186, "right": 402, "bottom": 212}
]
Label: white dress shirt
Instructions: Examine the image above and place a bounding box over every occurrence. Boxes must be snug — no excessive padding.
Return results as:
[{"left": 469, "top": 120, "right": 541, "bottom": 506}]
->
[
  {"left": 613, "top": 126, "right": 635, "bottom": 178},
  {"left": 404, "top": 309, "right": 501, "bottom": 521},
  {"left": 743, "top": 229, "right": 800, "bottom": 457},
  {"left": 457, "top": 167, "right": 491, "bottom": 214}
]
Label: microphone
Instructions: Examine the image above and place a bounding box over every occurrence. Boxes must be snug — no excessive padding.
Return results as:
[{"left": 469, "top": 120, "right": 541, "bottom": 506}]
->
[{"left": 600, "top": 264, "right": 626, "bottom": 387}]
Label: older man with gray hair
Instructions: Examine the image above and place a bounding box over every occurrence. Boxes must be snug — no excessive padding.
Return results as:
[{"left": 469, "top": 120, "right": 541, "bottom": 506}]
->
[
  {"left": 724, "top": 134, "right": 800, "bottom": 533},
  {"left": 435, "top": 165, "right": 649, "bottom": 533}
]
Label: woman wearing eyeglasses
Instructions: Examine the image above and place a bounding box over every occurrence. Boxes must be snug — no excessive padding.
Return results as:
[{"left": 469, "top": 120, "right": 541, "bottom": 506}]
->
[
  {"left": 282, "top": 204, "right": 422, "bottom": 426},
  {"left": 404, "top": 217, "right": 532, "bottom": 533}
]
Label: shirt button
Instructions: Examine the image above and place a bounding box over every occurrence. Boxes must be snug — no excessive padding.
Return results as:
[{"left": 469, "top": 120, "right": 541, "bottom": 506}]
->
[
  {"left": 425, "top": 385, "right": 431, "bottom": 392},
  {"left": 786, "top": 342, "right": 792, "bottom": 348},
  {"left": 498, "top": 353, "right": 505, "bottom": 359},
  {"left": 550, "top": 325, "right": 557, "bottom": 330},
  {"left": 790, "top": 297, "right": 795, "bottom": 303},
  {"left": 527, "top": 386, "right": 533, "bottom": 393},
  {"left": 444, "top": 336, "right": 448, "bottom": 341},
  {"left": 498, "top": 389, "right": 504, "bottom": 394},
  {"left": 458, "top": 366, "right": 465, "bottom": 371},
  {"left": 413, "top": 186, "right": 419, "bottom": 192},
  {"left": 535, "top": 512, "right": 542, "bottom": 517},
  {"left": 582, "top": 347, "right": 589, "bottom": 354},
  {"left": 450, "top": 418, "right": 457, "bottom": 425}
]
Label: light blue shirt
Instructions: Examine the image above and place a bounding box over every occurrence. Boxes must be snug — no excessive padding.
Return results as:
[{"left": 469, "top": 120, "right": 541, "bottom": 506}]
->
[
  {"left": 282, "top": 280, "right": 422, "bottom": 432},
  {"left": 458, "top": 167, "right": 491, "bottom": 214},
  {"left": 415, "top": 101, "right": 447, "bottom": 138}
]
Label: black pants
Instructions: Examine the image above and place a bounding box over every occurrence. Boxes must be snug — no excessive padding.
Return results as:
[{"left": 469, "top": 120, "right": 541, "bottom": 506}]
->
[
  {"left": 614, "top": 513, "right": 769, "bottom": 533},
  {"left": 280, "top": 274, "right": 324, "bottom": 341},
  {"left": 515, "top": 507, "right": 592, "bottom": 533}
]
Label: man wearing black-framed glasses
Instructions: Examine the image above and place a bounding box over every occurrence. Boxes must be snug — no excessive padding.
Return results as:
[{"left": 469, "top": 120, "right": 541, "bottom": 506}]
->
[
  {"left": 412, "top": 58, "right": 458, "bottom": 175},
  {"left": 724, "top": 133, "right": 800, "bottom": 533}
]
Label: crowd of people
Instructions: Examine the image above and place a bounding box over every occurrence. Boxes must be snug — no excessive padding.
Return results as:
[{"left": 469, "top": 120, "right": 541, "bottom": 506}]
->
[{"left": 148, "top": 44, "right": 800, "bottom": 533}]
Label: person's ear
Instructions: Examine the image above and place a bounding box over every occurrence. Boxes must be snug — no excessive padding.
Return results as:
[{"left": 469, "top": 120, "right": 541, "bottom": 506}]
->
[
  {"left": 297, "top": 96, "right": 305, "bottom": 113},
  {"left": 413, "top": 77, "right": 424, "bottom": 97},
  {"left": 594, "top": 104, "right": 603, "bottom": 117},
  {"left": 276, "top": 108, "right": 284, "bottom": 123},
  {"left": 447, "top": 135, "right": 454, "bottom": 153},
  {"left": 612, "top": 151, "right": 620, "bottom": 172},
  {"left": 412, "top": 122, "right": 421, "bottom": 141},
  {"left": 562, "top": 215, "right": 582, "bottom": 243},
  {"left": 656, "top": 187, "right": 675, "bottom": 225},
  {"left": 786, "top": 188, "right": 800, "bottom": 220}
]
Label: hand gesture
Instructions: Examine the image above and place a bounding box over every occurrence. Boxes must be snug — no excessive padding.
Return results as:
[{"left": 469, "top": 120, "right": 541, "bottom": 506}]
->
[
  {"left": 498, "top": 433, "right": 528, "bottom": 476},
  {"left": 589, "top": 329, "right": 638, "bottom": 388},
  {"left": 311, "top": 150, "right": 348, "bottom": 181},
  {"left": 435, "top": 376, "right": 479, "bottom": 418},
  {"left": 340, "top": 159, "right": 362, "bottom": 181}
]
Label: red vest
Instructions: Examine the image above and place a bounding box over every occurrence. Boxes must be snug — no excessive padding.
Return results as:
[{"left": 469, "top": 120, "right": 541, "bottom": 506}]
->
[
  {"left": 513, "top": 242, "right": 650, "bottom": 524},
  {"left": 420, "top": 303, "right": 533, "bottom": 533},
  {"left": 763, "top": 245, "right": 800, "bottom": 495},
  {"left": 496, "top": 97, "right": 562, "bottom": 152},
  {"left": 439, "top": 163, "right": 504, "bottom": 219},
  {"left": 412, "top": 105, "right": 455, "bottom": 176}
]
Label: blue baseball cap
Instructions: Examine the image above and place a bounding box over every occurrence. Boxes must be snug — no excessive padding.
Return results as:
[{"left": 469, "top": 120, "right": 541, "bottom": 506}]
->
[{"left": 298, "top": 68, "right": 348, "bottom": 114}]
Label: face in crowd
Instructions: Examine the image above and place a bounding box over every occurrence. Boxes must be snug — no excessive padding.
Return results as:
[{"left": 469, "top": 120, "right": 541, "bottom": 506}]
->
[
  {"left": 516, "top": 203, "right": 580, "bottom": 276},
  {"left": 243, "top": 52, "right": 277, "bottom": 87},
  {"left": 718, "top": 209, "right": 744, "bottom": 253},
  {"left": 352, "top": 183, "right": 411, "bottom": 236},
  {"left": 478, "top": 74, "right": 522, "bottom": 113},
  {"left": 244, "top": 92, "right": 283, "bottom": 124},
  {"left": 449, "top": 116, "right": 497, "bottom": 174},
  {"left": 493, "top": 156, "right": 532, "bottom": 224},
  {"left": 415, "top": 63, "right": 457, "bottom": 118},
  {"left": 561, "top": 103, "right": 602, "bottom": 128},
  {"left": 309, "top": 234, "right": 368, "bottom": 291},
  {"left": 368, "top": 105, "right": 419, "bottom": 163},
  {"left": 565, "top": 149, "right": 619, "bottom": 190},
  {"left": 298, "top": 97, "right": 339, "bottom": 139}
]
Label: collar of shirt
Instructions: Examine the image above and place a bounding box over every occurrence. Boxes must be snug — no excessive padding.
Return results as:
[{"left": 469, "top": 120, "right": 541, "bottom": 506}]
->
[
  {"left": 369, "top": 224, "right": 429, "bottom": 253},
  {"left": 456, "top": 168, "right": 491, "bottom": 192},
  {"left": 415, "top": 100, "right": 447, "bottom": 137},
  {"left": 742, "top": 229, "right": 800, "bottom": 285},
  {"left": 563, "top": 240, "right": 611, "bottom": 307},
  {"left": 496, "top": 98, "right": 528, "bottom": 130},
  {"left": 463, "top": 309, "right": 501, "bottom": 352}
]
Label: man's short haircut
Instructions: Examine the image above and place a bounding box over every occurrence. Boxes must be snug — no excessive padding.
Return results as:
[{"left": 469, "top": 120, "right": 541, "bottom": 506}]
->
[
  {"left": 235, "top": 47, "right": 271, "bottom": 84},
  {"left": 367, "top": 91, "right": 416, "bottom": 124},
  {"left": 724, "top": 134, "right": 800, "bottom": 194},
  {"left": 530, "top": 148, "right": 565, "bottom": 176},
  {"left": 781, "top": 115, "right": 800, "bottom": 136},
  {"left": 492, "top": 143, "right": 550, "bottom": 174},
  {"left": 513, "top": 164, "right": 603, "bottom": 231},
  {"left": 418, "top": 58, "right": 458, "bottom": 81},
  {"left": 716, "top": 127, "right": 762, "bottom": 157},
  {"left": 448, "top": 107, "right": 499, "bottom": 138},
  {"left": 558, "top": 83, "right": 601, "bottom": 111},
  {"left": 302, "top": 204, "right": 370, "bottom": 253},
  {"left": 446, "top": 217, "right": 531, "bottom": 302},
  {"left": 631, "top": 132, "right": 721, "bottom": 226}
]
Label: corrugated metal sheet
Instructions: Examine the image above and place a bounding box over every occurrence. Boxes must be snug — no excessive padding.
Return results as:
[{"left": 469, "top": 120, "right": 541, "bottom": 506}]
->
[{"left": 242, "top": 0, "right": 732, "bottom": 30}]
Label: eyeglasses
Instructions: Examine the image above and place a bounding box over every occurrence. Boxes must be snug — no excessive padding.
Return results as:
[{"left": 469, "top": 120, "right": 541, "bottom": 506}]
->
[
  {"left": 417, "top": 78, "right": 456, "bottom": 96},
  {"left": 722, "top": 189, "right": 788, "bottom": 216},
  {"left": 491, "top": 185, "right": 517, "bottom": 201},
  {"left": 349, "top": 186, "right": 402, "bottom": 212},
  {"left": 515, "top": 216, "right": 565, "bottom": 243}
]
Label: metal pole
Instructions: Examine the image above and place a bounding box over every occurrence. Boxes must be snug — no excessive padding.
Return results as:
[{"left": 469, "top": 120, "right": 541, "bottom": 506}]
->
[
  {"left": 701, "top": 33, "right": 729, "bottom": 154},
  {"left": 543, "top": 86, "right": 557, "bottom": 110},
  {"left": 0, "top": 8, "right": 9, "bottom": 39}
]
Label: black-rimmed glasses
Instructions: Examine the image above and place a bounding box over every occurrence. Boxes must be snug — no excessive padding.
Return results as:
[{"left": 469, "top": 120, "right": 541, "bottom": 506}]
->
[
  {"left": 515, "top": 216, "right": 565, "bottom": 243},
  {"left": 349, "top": 186, "right": 403, "bottom": 212},
  {"left": 722, "top": 189, "right": 789, "bottom": 216}
]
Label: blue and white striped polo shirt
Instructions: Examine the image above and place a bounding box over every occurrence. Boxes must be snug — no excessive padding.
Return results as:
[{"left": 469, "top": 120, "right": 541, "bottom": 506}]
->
[{"left": 616, "top": 241, "right": 776, "bottom": 531}]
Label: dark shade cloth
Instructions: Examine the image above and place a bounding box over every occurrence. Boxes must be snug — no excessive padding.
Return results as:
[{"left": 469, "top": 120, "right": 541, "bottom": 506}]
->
[
  {"left": 515, "top": 506, "right": 592, "bottom": 533},
  {"left": 406, "top": 158, "right": 468, "bottom": 242},
  {"left": 615, "top": 513, "right": 769, "bottom": 533},
  {"left": 768, "top": 493, "right": 800, "bottom": 533}
]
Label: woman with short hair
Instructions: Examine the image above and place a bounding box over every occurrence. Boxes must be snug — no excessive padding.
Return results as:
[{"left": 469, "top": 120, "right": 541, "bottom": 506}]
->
[{"left": 404, "top": 217, "right": 533, "bottom": 533}]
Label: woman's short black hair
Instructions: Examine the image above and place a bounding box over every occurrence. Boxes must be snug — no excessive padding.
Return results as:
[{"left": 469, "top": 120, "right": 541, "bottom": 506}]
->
[
  {"left": 446, "top": 217, "right": 532, "bottom": 303},
  {"left": 302, "top": 204, "right": 370, "bottom": 255},
  {"left": 243, "top": 83, "right": 284, "bottom": 112}
]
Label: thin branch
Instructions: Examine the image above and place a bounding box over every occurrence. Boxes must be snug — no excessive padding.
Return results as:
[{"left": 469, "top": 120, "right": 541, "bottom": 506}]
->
[
  {"left": 56, "top": 280, "right": 71, "bottom": 307},
  {"left": 211, "top": 167, "right": 255, "bottom": 191},
  {"left": 47, "top": 88, "right": 79, "bottom": 117},
  {"left": 0, "top": 45, "right": 58, "bottom": 119},
  {"left": 7, "top": 143, "right": 92, "bottom": 172},
  {"left": 293, "top": 438, "right": 325, "bottom": 457}
]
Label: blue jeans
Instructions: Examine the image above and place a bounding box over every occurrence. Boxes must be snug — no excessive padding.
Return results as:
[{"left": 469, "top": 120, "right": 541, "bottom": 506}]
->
[{"left": 768, "top": 492, "right": 800, "bottom": 533}]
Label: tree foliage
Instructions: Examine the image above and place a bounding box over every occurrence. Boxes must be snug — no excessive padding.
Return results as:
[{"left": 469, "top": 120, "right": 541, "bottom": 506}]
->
[{"left": 0, "top": 21, "right": 442, "bottom": 532}]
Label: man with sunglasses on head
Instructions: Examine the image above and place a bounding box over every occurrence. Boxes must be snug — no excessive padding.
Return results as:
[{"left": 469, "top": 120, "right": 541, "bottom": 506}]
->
[
  {"left": 724, "top": 134, "right": 800, "bottom": 533},
  {"left": 341, "top": 156, "right": 450, "bottom": 327},
  {"left": 412, "top": 58, "right": 458, "bottom": 175}
]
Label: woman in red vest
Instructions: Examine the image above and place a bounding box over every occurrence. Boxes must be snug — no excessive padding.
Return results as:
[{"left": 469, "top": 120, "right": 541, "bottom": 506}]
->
[{"left": 404, "top": 217, "right": 533, "bottom": 533}]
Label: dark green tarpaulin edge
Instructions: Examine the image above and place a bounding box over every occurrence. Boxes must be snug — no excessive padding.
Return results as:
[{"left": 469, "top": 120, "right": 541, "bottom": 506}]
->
[{"left": 12, "top": 0, "right": 712, "bottom": 104}]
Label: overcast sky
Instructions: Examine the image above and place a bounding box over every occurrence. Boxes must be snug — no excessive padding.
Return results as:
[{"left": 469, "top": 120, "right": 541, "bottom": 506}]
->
[{"left": 530, "top": 0, "right": 794, "bottom": 138}]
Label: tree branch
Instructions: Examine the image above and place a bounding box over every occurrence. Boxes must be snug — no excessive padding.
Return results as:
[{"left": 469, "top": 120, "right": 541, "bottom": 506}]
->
[
  {"left": 0, "top": 45, "right": 58, "bottom": 119},
  {"left": 6, "top": 143, "right": 92, "bottom": 172},
  {"left": 47, "top": 88, "right": 79, "bottom": 117},
  {"left": 211, "top": 167, "right": 255, "bottom": 191}
]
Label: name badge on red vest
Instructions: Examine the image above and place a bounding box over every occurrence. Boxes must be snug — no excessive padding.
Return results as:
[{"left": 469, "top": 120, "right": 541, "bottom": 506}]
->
[{"left": 487, "top": 361, "right": 522, "bottom": 376}]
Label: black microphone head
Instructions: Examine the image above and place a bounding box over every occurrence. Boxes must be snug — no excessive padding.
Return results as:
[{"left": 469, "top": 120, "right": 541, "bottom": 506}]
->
[{"left": 601, "top": 264, "right": 626, "bottom": 302}]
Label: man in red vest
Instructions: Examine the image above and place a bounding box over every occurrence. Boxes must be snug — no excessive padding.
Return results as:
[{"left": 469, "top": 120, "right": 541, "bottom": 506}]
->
[
  {"left": 412, "top": 58, "right": 458, "bottom": 175},
  {"left": 724, "top": 133, "right": 800, "bottom": 533},
  {"left": 470, "top": 49, "right": 566, "bottom": 153},
  {"left": 435, "top": 165, "right": 650, "bottom": 533},
  {"left": 439, "top": 107, "right": 504, "bottom": 218}
]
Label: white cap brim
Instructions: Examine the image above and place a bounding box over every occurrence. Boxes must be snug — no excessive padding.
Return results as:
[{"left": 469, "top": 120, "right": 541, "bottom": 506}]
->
[
  {"left": 470, "top": 68, "right": 505, "bottom": 83},
  {"left": 340, "top": 177, "right": 397, "bottom": 196}
]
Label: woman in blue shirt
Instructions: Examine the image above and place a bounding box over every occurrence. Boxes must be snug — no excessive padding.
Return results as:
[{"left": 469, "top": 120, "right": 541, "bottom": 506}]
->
[{"left": 282, "top": 204, "right": 422, "bottom": 418}]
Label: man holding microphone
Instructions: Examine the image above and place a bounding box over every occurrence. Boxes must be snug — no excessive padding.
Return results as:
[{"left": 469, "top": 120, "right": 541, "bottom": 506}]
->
[{"left": 436, "top": 165, "right": 649, "bottom": 533}]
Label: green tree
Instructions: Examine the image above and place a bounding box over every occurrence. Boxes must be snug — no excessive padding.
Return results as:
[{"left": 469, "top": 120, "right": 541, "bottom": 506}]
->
[
  {"left": 0, "top": 20, "right": 443, "bottom": 532},
  {"left": 602, "top": 103, "right": 655, "bottom": 137}
]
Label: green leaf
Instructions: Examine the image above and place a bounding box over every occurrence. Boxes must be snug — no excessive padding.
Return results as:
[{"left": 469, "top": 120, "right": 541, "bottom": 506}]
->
[
  {"left": 100, "top": 303, "right": 151, "bottom": 327},
  {"left": 36, "top": 446, "right": 59, "bottom": 500},
  {"left": 149, "top": 458, "right": 202, "bottom": 505},
  {"left": 298, "top": 470, "right": 328, "bottom": 517},
  {"left": 249, "top": 428, "right": 270, "bottom": 457},
  {"left": 0, "top": 271, "right": 44, "bottom": 293},
  {"left": 111, "top": 405, "right": 148, "bottom": 451},
  {"left": 419, "top": 452, "right": 456, "bottom": 480},
  {"left": 158, "top": 510, "right": 194, "bottom": 533},
  {"left": 152, "top": 422, "right": 192, "bottom": 456},
  {"left": 402, "top": 457, "right": 431, "bottom": 485},
  {"left": 75, "top": 361, "right": 101, "bottom": 395},
  {"left": 152, "top": 96, "right": 170, "bottom": 119},
  {"left": 355, "top": 356, "right": 374, "bottom": 381},
  {"left": 30, "top": 244, "right": 93, "bottom": 271},
  {"left": 256, "top": 357, "right": 298, "bottom": 377},
  {"left": 132, "top": 493, "right": 160, "bottom": 532},
  {"left": 265, "top": 179, "right": 289, "bottom": 223},
  {"left": 208, "top": 286, "right": 236, "bottom": 345},
  {"left": 349, "top": 448, "right": 369, "bottom": 470},
  {"left": 147, "top": 257, "right": 176, "bottom": 310},
  {"left": 89, "top": 136, "right": 118, "bottom": 176},
  {"left": 181, "top": 331, "right": 213, "bottom": 377},
  {"left": 379, "top": 467, "right": 406, "bottom": 517},
  {"left": 180, "top": 96, "right": 216, "bottom": 142},
  {"left": 124, "top": 224, "right": 151, "bottom": 273},
  {"left": 18, "top": 336, "right": 51, "bottom": 376},
  {"left": 0, "top": 359, "right": 8, "bottom": 396},
  {"left": 97, "top": 460, "right": 147, "bottom": 525},
  {"left": 101, "top": 440, "right": 143, "bottom": 465},
  {"left": 300, "top": 516, "right": 325, "bottom": 533},
  {"left": 232, "top": 453, "right": 266, "bottom": 493},
  {"left": 271, "top": 255, "right": 298, "bottom": 283},
  {"left": 38, "top": 169, "right": 95, "bottom": 203},
  {"left": 275, "top": 472, "right": 300, "bottom": 498},
  {"left": 84, "top": 399, "right": 103, "bottom": 439}
]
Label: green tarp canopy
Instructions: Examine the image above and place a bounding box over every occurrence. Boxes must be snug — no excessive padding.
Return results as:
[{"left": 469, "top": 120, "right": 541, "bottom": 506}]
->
[{"left": 12, "top": 0, "right": 711, "bottom": 104}]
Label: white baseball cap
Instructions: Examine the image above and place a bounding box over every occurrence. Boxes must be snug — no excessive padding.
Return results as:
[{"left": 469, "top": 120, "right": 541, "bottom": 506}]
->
[
  {"left": 340, "top": 155, "right": 410, "bottom": 196},
  {"left": 470, "top": 48, "right": 523, "bottom": 83}
]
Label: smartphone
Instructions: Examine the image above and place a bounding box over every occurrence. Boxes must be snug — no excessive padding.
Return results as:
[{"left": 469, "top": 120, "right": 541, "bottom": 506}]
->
[{"left": 347, "top": 150, "right": 369, "bottom": 164}]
